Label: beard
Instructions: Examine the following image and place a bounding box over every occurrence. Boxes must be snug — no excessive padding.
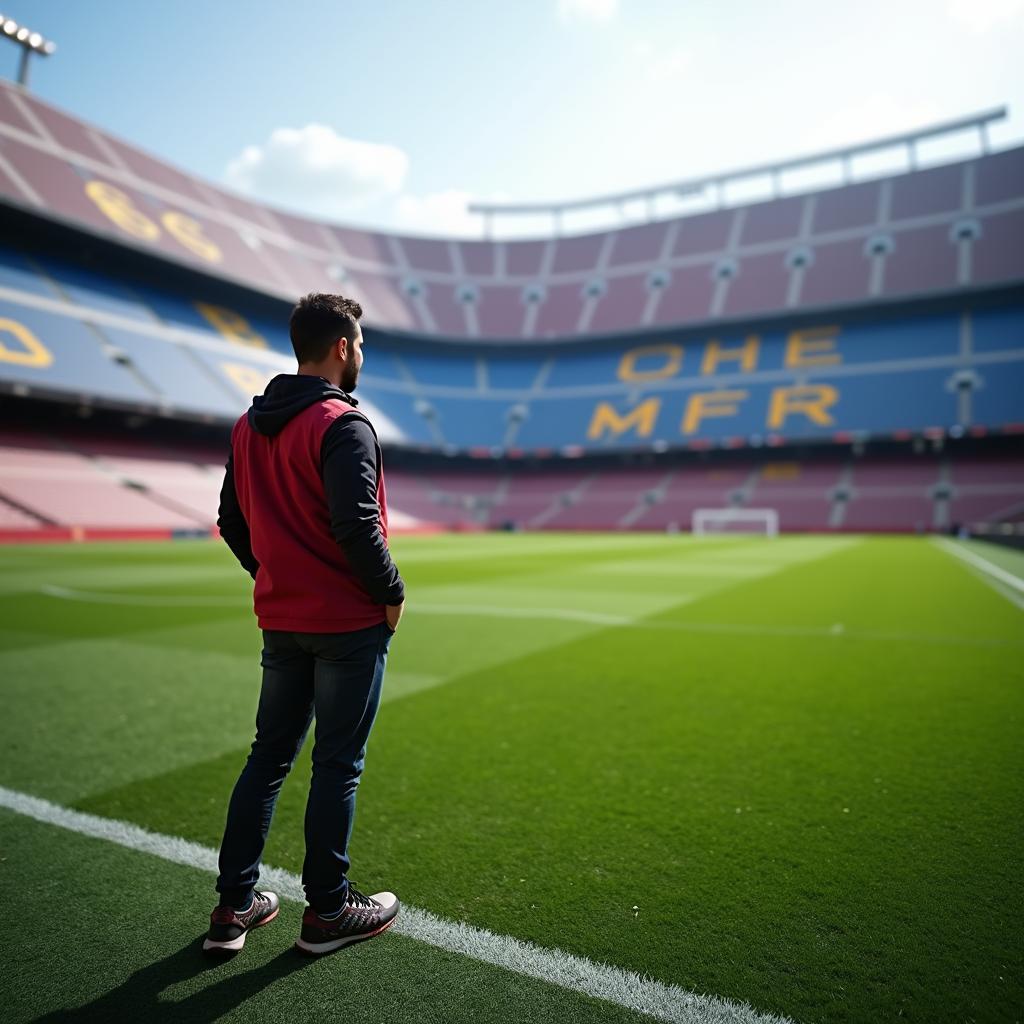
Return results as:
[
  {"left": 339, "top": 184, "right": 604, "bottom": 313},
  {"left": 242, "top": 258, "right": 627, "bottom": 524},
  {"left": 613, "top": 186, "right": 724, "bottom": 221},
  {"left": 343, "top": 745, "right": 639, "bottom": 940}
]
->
[{"left": 341, "top": 361, "right": 360, "bottom": 394}]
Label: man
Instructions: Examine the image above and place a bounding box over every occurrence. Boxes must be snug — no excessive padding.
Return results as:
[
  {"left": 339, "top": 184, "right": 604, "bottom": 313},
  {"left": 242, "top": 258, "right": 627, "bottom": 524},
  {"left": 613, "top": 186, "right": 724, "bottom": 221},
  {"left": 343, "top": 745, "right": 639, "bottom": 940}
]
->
[{"left": 205, "top": 292, "right": 405, "bottom": 957}]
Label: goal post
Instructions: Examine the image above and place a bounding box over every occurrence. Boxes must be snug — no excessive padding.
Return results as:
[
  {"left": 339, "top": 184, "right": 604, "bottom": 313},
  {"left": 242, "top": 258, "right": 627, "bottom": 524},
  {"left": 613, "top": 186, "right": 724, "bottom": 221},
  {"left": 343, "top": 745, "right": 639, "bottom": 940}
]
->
[{"left": 692, "top": 507, "right": 779, "bottom": 537}]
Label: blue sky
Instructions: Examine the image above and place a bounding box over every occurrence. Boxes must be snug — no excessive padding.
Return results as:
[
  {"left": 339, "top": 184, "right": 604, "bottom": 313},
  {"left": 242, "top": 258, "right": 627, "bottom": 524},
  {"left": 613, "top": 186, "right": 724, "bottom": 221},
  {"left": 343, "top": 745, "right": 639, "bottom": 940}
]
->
[{"left": 2, "top": 0, "right": 1022, "bottom": 236}]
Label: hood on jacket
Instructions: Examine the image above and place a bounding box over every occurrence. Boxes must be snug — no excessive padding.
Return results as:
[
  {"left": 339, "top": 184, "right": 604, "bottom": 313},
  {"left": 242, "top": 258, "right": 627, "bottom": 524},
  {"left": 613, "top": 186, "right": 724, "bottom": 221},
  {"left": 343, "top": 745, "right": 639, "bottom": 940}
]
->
[{"left": 247, "top": 374, "right": 359, "bottom": 437}]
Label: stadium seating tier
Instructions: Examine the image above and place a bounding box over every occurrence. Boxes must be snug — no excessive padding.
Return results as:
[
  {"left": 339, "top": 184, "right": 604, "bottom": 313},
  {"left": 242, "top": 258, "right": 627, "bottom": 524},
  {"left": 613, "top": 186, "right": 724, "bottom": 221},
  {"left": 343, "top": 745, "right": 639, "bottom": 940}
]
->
[
  {"left": 0, "top": 79, "right": 1021, "bottom": 343},
  {"left": 0, "top": 243, "right": 1022, "bottom": 453},
  {"left": 2, "top": 430, "right": 1021, "bottom": 537}
]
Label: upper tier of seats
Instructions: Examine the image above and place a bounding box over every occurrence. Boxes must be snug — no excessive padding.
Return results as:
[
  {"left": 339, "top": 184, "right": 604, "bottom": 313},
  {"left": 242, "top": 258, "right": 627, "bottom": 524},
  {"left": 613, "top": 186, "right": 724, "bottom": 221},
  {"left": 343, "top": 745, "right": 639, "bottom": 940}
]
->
[
  {"left": 1, "top": 246, "right": 1022, "bottom": 453},
  {"left": 0, "top": 79, "right": 1021, "bottom": 341}
]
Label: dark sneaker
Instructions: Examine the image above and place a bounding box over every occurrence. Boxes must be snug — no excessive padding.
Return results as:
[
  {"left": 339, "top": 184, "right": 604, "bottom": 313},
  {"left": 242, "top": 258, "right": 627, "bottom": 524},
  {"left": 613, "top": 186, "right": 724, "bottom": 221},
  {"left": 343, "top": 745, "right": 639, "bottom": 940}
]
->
[
  {"left": 202, "top": 890, "right": 280, "bottom": 955},
  {"left": 294, "top": 887, "right": 399, "bottom": 956}
]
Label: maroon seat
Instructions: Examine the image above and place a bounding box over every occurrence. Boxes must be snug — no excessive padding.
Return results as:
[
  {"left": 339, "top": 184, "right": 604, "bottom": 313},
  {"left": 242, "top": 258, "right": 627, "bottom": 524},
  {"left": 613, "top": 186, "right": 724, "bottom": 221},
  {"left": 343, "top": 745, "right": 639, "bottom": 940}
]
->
[
  {"left": 889, "top": 163, "right": 963, "bottom": 219},
  {"left": 812, "top": 181, "right": 881, "bottom": 233},
  {"left": 533, "top": 282, "right": 583, "bottom": 338},
  {"left": 800, "top": 240, "right": 872, "bottom": 307},
  {"left": 458, "top": 240, "right": 495, "bottom": 276},
  {"left": 671, "top": 210, "right": 733, "bottom": 257},
  {"left": 608, "top": 222, "right": 669, "bottom": 267},
  {"left": 741, "top": 195, "right": 804, "bottom": 245},
  {"left": 974, "top": 148, "right": 1024, "bottom": 206},
  {"left": 551, "top": 233, "right": 604, "bottom": 274},
  {"left": 882, "top": 225, "right": 958, "bottom": 296},
  {"left": 422, "top": 288, "right": 468, "bottom": 337},
  {"left": 721, "top": 253, "right": 790, "bottom": 317},
  {"left": 588, "top": 275, "right": 650, "bottom": 336},
  {"left": 505, "top": 240, "right": 547, "bottom": 278},
  {"left": 477, "top": 285, "right": 526, "bottom": 338},
  {"left": 398, "top": 236, "right": 454, "bottom": 275},
  {"left": 973, "top": 210, "right": 1024, "bottom": 286},
  {"left": 650, "top": 264, "right": 716, "bottom": 326}
]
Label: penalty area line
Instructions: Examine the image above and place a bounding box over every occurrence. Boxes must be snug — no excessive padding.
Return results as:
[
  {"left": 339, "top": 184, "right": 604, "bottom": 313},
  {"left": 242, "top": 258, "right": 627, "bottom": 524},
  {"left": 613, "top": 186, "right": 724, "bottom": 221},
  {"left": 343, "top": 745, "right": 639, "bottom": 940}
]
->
[{"left": 0, "top": 785, "right": 795, "bottom": 1024}]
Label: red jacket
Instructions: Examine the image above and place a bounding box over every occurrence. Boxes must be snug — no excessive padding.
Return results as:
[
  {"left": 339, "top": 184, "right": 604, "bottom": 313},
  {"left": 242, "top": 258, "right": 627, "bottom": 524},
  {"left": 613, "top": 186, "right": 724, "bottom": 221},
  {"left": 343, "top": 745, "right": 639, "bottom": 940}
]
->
[{"left": 228, "top": 392, "right": 394, "bottom": 633}]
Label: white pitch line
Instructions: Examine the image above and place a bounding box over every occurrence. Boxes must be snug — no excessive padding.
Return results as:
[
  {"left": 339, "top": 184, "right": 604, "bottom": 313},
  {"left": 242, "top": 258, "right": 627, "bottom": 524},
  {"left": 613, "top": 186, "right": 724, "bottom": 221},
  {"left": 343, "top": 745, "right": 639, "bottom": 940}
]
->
[
  {"left": 413, "top": 602, "right": 634, "bottom": 625},
  {"left": 36, "top": 586, "right": 1020, "bottom": 646},
  {"left": 38, "top": 586, "right": 635, "bottom": 624},
  {"left": 0, "top": 786, "right": 795, "bottom": 1024},
  {"left": 932, "top": 538, "right": 1024, "bottom": 609},
  {"left": 985, "top": 577, "right": 1024, "bottom": 612}
]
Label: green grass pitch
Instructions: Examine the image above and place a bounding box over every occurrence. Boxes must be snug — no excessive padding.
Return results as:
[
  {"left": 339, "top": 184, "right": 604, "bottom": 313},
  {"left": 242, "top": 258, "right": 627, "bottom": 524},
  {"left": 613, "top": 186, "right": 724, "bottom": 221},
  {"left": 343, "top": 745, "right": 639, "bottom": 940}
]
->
[{"left": 0, "top": 533, "right": 1021, "bottom": 1023}]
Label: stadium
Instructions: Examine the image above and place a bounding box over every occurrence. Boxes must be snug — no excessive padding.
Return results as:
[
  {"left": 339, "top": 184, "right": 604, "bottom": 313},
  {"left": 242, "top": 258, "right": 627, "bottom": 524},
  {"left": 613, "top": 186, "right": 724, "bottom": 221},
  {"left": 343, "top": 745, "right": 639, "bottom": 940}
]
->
[{"left": 0, "top": 12, "right": 1022, "bottom": 1024}]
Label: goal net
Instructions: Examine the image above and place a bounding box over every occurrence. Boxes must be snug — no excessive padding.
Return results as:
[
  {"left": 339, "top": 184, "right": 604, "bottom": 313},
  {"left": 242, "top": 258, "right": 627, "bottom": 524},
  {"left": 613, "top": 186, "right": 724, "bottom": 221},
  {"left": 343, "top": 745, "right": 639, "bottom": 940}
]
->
[{"left": 692, "top": 508, "right": 779, "bottom": 537}]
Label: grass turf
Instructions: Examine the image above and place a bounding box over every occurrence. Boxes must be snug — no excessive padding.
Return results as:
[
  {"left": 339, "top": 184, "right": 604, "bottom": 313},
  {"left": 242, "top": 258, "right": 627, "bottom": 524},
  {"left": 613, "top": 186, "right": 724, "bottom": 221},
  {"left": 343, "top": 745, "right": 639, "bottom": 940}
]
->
[{"left": 0, "top": 533, "right": 1021, "bottom": 1023}]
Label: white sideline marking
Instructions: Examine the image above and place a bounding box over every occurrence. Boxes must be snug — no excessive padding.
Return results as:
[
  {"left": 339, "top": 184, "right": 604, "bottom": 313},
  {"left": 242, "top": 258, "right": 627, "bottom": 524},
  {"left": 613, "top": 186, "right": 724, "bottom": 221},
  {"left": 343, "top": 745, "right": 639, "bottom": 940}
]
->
[
  {"left": 932, "top": 539, "right": 1024, "bottom": 610},
  {"left": 986, "top": 577, "right": 1024, "bottom": 612},
  {"left": 0, "top": 786, "right": 795, "bottom": 1024}
]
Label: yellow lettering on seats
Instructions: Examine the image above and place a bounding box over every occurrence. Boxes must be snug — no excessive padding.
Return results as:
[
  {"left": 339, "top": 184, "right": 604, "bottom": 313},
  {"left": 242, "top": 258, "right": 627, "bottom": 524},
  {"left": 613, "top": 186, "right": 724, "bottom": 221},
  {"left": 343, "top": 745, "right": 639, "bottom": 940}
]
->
[
  {"left": 221, "top": 362, "right": 272, "bottom": 396},
  {"left": 617, "top": 344, "right": 683, "bottom": 382},
  {"left": 681, "top": 390, "right": 748, "bottom": 435},
  {"left": 761, "top": 462, "right": 800, "bottom": 481},
  {"left": 162, "top": 212, "right": 222, "bottom": 263},
  {"left": 784, "top": 326, "right": 841, "bottom": 368},
  {"left": 587, "top": 398, "right": 660, "bottom": 440},
  {"left": 0, "top": 319, "right": 53, "bottom": 367},
  {"left": 84, "top": 180, "right": 160, "bottom": 241},
  {"left": 197, "top": 304, "right": 267, "bottom": 348},
  {"left": 701, "top": 336, "right": 760, "bottom": 375},
  {"left": 767, "top": 385, "right": 839, "bottom": 429}
]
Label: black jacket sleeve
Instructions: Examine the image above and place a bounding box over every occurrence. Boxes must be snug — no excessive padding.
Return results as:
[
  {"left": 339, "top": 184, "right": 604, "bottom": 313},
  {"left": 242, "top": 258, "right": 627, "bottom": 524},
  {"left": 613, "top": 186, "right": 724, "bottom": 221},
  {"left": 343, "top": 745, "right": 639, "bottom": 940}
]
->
[
  {"left": 321, "top": 415, "right": 405, "bottom": 605},
  {"left": 217, "top": 451, "right": 260, "bottom": 579}
]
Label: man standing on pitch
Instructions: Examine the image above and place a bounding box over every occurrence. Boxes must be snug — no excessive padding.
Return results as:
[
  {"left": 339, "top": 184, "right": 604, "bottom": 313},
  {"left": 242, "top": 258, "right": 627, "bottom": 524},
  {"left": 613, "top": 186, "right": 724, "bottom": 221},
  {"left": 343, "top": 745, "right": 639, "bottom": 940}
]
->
[{"left": 205, "top": 293, "right": 405, "bottom": 957}]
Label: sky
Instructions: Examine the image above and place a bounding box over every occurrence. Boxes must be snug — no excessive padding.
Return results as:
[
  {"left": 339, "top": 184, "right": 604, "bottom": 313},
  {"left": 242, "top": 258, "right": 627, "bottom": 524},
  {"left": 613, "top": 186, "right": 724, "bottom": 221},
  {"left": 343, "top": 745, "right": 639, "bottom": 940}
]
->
[{"left": 2, "top": 0, "right": 1022, "bottom": 238}]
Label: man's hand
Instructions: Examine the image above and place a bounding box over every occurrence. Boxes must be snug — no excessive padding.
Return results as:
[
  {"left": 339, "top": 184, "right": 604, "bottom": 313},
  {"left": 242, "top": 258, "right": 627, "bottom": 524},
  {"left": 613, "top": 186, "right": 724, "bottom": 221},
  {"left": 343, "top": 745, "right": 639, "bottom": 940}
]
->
[{"left": 385, "top": 600, "right": 405, "bottom": 634}]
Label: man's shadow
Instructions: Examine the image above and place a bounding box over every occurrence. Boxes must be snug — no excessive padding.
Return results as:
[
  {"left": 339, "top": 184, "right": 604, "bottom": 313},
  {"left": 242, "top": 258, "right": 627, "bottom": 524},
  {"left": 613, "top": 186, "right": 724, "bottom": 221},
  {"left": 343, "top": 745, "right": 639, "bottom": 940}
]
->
[{"left": 33, "top": 935, "right": 316, "bottom": 1023}]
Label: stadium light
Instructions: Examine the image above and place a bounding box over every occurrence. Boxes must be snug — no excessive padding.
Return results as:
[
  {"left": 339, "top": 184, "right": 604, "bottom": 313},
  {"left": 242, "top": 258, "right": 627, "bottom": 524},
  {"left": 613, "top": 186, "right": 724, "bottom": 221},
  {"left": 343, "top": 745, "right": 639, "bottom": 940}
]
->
[{"left": 0, "top": 14, "right": 57, "bottom": 87}]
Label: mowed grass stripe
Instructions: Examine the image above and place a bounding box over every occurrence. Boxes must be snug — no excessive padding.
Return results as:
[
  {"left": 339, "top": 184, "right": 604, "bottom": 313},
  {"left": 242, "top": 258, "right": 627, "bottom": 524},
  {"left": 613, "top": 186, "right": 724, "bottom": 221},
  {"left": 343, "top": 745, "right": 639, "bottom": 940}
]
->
[
  {"left": 3, "top": 535, "right": 1021, "bottom": 1024},
  {"left": 0, "top": 632, "right": 438, "bottom": 804},
  {"left": 0, "top": 786, "right": 796, "bottom": 1024},
  {"left": 36, "top": 588, "right": 1020, "bottom": 649}
]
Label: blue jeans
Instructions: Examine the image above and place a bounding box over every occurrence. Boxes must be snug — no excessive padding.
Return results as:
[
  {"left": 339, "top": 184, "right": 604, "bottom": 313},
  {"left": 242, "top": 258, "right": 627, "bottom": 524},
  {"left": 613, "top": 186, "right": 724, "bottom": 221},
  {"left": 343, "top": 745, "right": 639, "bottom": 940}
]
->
[{"left": 215, "top": 621, "right": 392, "bottom": 915}]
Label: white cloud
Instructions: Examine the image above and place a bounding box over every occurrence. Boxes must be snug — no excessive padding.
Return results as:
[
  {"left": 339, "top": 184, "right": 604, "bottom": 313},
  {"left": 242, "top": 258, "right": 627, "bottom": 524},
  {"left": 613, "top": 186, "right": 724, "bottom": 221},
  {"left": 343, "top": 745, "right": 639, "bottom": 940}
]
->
[
  {"left": 223, "top": 124, "right": 509, "bottom": 238},
  {"left": 644, "top": 46, "right": 691, "bottom": 84},
  {"left": 393, "top": 189, "right": 481, "bottom": 237},
  {"left": 224, "top": 124, "right": 408, "bottom": 216},
  {"left": 946, "top": 0, "right": 1023, "bottom": 32},
  {"left": 558, "top": 0, "right": 618, "bottom": 23}
]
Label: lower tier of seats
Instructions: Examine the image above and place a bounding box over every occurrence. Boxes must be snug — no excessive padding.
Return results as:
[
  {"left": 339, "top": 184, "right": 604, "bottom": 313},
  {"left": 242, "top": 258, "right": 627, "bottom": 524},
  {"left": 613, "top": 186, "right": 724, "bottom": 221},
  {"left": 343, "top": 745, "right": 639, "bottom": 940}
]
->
[{"left": 1, "top": 429, "right": 1021, "bottom": 537}]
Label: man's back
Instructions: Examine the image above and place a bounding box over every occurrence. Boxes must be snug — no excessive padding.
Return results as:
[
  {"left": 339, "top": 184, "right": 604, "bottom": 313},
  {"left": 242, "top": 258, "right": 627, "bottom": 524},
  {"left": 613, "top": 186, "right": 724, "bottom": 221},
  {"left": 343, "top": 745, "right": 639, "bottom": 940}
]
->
[{"left": 229, "top": 382, "right": 390, "bottom": 632}]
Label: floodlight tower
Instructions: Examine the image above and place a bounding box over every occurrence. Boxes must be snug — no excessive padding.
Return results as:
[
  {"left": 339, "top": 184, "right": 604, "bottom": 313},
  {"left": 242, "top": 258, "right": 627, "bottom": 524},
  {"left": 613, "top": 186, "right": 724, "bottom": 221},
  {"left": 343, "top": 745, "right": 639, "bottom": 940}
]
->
[{"left": 0, "top": 14, "right": 57, "bottom": 88}]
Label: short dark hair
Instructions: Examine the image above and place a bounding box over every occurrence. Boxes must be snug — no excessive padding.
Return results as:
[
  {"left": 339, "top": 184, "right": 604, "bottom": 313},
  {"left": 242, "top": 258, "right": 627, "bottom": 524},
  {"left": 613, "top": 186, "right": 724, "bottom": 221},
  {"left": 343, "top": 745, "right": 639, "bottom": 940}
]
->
[{"left": 289, "top": 292, "right": 363, "bottom": 364}]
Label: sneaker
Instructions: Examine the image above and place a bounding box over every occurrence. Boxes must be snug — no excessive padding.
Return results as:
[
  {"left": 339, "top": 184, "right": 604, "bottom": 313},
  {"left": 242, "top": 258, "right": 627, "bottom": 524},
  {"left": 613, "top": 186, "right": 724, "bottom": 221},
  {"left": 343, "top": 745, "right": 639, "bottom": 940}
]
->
[
  {"left": 202, "top": 890, "right": 280, "bottom": 955},
  {"left": 294, "top": 887, "right": 399, "bottom": 956}
]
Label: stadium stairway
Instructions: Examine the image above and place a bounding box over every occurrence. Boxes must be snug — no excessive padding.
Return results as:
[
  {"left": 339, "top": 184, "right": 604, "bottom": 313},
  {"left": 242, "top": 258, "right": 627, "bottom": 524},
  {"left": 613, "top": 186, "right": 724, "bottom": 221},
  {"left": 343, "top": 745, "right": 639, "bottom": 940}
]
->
[{"left": 0, "top": 489, "right": 54, "bottom": 528}]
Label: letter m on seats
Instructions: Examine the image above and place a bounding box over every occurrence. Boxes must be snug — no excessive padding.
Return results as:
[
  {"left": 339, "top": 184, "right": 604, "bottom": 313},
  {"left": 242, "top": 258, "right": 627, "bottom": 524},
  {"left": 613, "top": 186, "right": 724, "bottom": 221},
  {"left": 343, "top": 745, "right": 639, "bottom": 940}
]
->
[{"left": 587, "top": 398, "right": 660, "bottom": 441}]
